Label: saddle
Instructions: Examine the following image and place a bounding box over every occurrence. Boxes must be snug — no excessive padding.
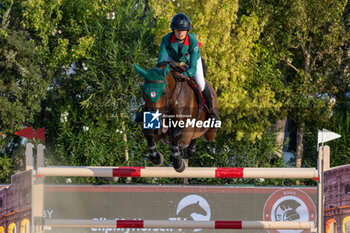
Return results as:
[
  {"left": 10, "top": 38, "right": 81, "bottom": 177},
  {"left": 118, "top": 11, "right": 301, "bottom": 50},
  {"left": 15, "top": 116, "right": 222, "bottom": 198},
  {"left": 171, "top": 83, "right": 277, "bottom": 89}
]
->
[
  {"left": 185, "top": 78, "right": 206, "bottom": 108},
  {"left": 157, "top": 61, "right": 206, "bottom": 108}
]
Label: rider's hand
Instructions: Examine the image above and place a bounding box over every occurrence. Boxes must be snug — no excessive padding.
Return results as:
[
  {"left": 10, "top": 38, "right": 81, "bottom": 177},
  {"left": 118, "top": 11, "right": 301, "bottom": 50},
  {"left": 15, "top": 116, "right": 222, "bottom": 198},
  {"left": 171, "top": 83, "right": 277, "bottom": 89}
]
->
[
  {"left": 182, "top": 72, "right": 189, "bottom": 78},
  {"left": 174, "top": 71, "right": 187, "bottom": 79}
]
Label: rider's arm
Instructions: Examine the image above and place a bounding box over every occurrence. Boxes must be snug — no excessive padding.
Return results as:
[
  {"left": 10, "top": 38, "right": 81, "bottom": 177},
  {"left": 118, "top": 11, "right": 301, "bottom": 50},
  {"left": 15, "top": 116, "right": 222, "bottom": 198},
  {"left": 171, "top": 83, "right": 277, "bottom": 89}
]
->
[
  {"left": 157, "top": 37, "right": 168, "bottom": 64},
  {"left": 183, "top": 43, "right": 200, "bottom": 78}
]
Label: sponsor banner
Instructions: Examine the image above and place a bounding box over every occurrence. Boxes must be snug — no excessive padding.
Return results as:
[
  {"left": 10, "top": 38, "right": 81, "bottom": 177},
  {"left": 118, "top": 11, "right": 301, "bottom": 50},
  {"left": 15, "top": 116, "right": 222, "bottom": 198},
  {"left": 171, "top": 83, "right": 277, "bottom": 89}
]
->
[
  {"left": 263, "top": 189, "right": 316, "bottom": 233},
  {"left": 44, "top": 185, "right": 316, "bottom": 233}
]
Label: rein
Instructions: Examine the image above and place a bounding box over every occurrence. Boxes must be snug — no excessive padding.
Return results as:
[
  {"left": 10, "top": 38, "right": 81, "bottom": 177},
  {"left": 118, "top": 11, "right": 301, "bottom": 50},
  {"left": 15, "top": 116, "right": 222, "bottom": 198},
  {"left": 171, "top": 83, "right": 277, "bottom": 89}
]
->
[
  {"left": 144, "top": 80, "right": 168, "bottom": 84},
  {"left": 157, "top": 61, "right": 192, "bottom": 81}
]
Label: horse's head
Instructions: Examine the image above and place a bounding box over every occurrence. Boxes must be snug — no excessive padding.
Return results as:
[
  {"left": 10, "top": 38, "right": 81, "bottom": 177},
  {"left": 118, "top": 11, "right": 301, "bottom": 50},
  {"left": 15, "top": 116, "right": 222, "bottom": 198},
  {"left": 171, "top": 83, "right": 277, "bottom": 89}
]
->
[{"left": 134, "top": 64, "right": 175, "bottom": 112}]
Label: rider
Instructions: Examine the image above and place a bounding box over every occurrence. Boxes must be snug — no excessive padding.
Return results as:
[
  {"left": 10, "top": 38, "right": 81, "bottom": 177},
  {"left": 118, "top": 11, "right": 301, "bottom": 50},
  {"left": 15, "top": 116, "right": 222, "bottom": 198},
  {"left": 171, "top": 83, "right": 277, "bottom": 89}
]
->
[
  {"left": 158, "top": 13, "right": 218, "bottom": 121},
  {"left": 135, "top": 13, "right": 218, "bottom": 122}
]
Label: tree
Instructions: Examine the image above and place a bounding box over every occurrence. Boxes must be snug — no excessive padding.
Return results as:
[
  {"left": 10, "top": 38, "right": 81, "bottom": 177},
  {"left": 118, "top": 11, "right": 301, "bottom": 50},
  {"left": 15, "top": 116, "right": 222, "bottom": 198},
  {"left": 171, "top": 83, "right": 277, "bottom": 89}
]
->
[
  {"left": 302, "top": 0, "right": 350, "bottom": 167},
  {"left": 0, "top": 3, "right": 47, "bottom": 181},
  {"left": 23, "top": 0, "right": 159, "bottom": 180},
  {"left": 250, "top": 0, "right": 349, "bottom": 167},
  {"left": 150, "top": 0, "right": 283, "bottom": 141},
  {"left": 0, "top": 3, "right": 47, "bottom": 133}
]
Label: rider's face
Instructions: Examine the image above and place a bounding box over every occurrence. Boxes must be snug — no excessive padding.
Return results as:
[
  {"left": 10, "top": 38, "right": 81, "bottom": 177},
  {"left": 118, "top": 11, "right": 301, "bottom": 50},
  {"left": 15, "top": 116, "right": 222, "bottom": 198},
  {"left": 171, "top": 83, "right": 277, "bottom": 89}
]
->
[{"left": 174, "top": 29, "right": 187, "bottom": 41}]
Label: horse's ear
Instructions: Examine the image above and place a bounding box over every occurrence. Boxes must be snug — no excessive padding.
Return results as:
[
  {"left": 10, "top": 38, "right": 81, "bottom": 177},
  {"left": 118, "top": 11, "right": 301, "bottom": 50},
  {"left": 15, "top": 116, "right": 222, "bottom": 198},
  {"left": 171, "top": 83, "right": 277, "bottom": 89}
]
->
[
  {"left": 160, "top": 64, "right": 170, "bottom": 77},
  {"left": 134, "top": 64, "right": 148, "bottom": 79}
]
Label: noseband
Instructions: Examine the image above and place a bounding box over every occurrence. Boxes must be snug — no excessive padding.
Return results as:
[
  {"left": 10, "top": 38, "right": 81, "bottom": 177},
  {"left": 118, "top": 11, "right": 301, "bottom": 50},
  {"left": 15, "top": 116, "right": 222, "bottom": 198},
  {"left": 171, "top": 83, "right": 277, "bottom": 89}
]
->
[{"left": 144, "top": 80, "right": 168, "bottom": 84}]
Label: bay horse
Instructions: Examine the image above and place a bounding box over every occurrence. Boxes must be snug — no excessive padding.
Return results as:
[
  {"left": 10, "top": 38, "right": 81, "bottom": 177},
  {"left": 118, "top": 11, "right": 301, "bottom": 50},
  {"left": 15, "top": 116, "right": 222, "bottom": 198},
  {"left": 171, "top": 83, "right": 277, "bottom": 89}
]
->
[{"left": 134, "top": 61, "right": 219, "bottom": 172}]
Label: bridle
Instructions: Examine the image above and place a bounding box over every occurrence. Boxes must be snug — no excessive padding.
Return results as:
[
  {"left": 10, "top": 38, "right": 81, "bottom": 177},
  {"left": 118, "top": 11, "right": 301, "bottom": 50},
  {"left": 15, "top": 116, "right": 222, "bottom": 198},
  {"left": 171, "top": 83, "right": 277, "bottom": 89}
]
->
[{"left": 144, "top": 61, "right": 187, "bottom": 115}]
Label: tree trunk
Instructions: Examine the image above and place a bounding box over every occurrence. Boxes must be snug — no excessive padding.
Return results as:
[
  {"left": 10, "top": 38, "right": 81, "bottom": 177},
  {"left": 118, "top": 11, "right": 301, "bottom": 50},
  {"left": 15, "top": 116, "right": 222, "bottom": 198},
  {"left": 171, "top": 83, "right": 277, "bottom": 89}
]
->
[
  {"left": 303, "top": 46, "right": 311, "bottom": 74},
  {"left": 273, "top": 118, "right": 287, "bottom": 158},
  {"left": 295, "top": 45, "right": 310, "bottom": 168},
  {"left": 295, "top": 122, "right": 305, "bottom": 168},
  {"left": 121, "top": 120, "right": 131, "bottom": 183}
]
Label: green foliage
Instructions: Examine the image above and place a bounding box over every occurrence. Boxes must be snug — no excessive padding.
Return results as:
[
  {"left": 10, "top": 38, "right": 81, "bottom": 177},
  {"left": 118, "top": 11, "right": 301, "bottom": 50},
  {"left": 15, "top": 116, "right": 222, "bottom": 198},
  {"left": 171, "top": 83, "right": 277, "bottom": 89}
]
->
[
  {"left": 303, "top": 96, "right": 350, "bottom": 168},
  {"left": 247, "top": 0, "right": 349, "bottom": 167},
  {"left": 150, "top": 0, "right": 283, "bottom": 141},
  {"left": 1, "top": 0, "right": 349, "bottom": 185},
  {"left": 0, "top": 0, "right": 13, "bottom": 23},
  {"left": 0, "top": 4, "right": 47, "bottom": 181},
  {"left": 328, "top": 100, "right": 350, "bottom": 166},
  {"left": 39, "top": 0, "right": 157, "bottom": 172},
  {"left": 21, "top": 0, "right": 97, "bottom": 75},
  {"left": 186, "top": 130, "right": 301, "bottom": 185},
  {"left": 0, "top": 135, "right": 25, "bottom": 183},
  {"left": 0, "top": 5, "right": 47, "bottom": 133},
  {"left": 0, "top": 154, "right": 12, "bottom": 182},
  {"left": 192, "top": 130, "right": 280, "bottom": 168}
]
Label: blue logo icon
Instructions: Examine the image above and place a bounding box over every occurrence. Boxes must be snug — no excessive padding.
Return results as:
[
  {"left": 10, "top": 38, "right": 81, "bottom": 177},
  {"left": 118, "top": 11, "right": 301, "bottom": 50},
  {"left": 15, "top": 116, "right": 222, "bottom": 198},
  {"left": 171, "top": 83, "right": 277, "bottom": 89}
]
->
[{"left": 143, "top": 110, "right": 161, "bottom": 129}]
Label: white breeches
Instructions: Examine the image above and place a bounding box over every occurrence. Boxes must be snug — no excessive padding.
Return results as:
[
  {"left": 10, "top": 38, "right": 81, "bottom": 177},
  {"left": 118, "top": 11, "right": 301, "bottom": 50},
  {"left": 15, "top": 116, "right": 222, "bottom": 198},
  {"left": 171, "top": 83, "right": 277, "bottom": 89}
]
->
[{"left": 165, "top": 54, "right": 206, "bottom": 91}]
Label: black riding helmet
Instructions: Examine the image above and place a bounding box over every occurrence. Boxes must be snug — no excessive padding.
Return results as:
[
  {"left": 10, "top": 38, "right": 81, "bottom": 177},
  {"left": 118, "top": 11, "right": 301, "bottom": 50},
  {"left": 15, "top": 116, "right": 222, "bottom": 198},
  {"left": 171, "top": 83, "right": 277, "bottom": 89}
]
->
[{"left": 170, "top": 13, "right": 192, "bottom": 30}]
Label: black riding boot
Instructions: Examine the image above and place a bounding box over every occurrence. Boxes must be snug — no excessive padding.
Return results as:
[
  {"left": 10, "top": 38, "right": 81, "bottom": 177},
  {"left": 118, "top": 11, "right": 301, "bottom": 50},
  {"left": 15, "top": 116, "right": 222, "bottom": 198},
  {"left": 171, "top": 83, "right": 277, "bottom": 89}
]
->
[
  {"left": 134, "top": 109, "right": 143, "bottom": 123},
  {"left": 201, "top": 85, "right": 219, "bottom": 121}
]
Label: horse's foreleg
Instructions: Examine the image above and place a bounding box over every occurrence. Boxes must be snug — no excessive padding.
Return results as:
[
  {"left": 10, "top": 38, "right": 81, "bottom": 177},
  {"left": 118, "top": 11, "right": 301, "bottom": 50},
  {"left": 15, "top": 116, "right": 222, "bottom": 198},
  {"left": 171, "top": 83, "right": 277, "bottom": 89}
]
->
[
  {"left": 170, "top": 128, "right": 186, "bottom": 173},
  {"left": 143, "top": 129, "right": 164, "bottom": 167},
  {"left": 185, "top": 138, "right": 197, "bottom": 159}
]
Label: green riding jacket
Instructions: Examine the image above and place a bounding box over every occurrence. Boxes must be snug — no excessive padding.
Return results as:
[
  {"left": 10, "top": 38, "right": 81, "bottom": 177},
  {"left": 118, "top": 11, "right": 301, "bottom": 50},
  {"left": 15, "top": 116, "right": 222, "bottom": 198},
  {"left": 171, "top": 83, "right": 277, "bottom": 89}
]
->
[{"left": 157, "top": 32, "right": 201, "bottom": 78}]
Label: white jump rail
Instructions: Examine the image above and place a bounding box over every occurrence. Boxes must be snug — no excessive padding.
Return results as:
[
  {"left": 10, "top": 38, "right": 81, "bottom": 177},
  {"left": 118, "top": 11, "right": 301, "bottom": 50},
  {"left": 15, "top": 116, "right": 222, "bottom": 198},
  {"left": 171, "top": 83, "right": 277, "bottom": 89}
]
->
[
  {"left": 44, "top": 219, "right": 314, "bottom": 230},
  {"left": 37, "top": 166, "right": 319, "bottom": 179}
]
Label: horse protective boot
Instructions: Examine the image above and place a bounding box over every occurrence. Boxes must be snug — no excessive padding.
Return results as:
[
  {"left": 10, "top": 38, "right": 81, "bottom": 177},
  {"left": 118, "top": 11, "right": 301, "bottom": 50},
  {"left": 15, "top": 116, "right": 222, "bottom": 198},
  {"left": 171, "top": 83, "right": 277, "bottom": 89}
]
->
[
  {"left": 201, "top": 85, "right": 219, "bottom": 122},
  {"left": 148, "top": 146, "right": 164, "bottom": 167},
  {"left": 184, "top": 145, "right": 196, "bottom": 159},
  {"left": 170, "top": 146, "right": 186, "bottom": 173}
]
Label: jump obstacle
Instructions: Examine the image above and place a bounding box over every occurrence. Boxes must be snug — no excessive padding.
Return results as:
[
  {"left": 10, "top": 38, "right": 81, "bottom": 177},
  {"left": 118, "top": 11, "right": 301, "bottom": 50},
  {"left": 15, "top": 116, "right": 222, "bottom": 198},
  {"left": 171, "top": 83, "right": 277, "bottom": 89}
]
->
[
  {"left": 37, "top": 166, "right": 318, "bottom": 179},
  {"left": 44, "top": 219, "right": 314, "bottom": 230},
  {"left": 27, "top": 142, "right": 333, "bottom": 233}
]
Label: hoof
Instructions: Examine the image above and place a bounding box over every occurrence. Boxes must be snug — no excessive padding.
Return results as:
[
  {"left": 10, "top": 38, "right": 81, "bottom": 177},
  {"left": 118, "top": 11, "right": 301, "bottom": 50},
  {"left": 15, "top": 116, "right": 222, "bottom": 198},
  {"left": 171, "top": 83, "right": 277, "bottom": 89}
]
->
[
  {"left": 149, "top": 152, "right": 164, "bottom": 167},
  {"left": 171, "top": 155, "right": 186, "bottom": 173},
  {"left": 184, "top": 147, "right": 196, "bottom": 159}
]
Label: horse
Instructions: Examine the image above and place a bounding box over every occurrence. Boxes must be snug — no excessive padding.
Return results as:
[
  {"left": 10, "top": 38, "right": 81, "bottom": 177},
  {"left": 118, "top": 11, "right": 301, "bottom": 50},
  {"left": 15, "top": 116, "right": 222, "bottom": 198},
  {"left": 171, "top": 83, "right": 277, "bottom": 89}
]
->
[{"left": 134, "top": 61, "right": 219, "bottom": 172}]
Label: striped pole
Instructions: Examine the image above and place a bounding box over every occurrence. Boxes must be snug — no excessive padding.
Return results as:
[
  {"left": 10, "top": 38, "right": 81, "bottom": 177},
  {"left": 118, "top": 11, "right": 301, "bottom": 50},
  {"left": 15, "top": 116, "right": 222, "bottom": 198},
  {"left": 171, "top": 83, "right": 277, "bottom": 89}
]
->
[
  {"left": 37, "top": 166, "right": 318, "bottom": 179},
  {"left": 44, "top": 219, "right": 314, "bottom": 230}
]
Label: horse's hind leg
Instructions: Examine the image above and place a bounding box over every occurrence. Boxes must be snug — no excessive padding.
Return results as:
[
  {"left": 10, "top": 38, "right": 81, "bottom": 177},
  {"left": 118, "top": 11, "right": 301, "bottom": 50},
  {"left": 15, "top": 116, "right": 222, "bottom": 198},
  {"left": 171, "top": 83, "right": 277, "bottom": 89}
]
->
[
  {"left": 170, "top": 128, "right": 186, "bottom": 173},
  {"left": 202, "top": 128, "right": 218, "bottom": 142},
  {"left": 143, "top": 129, "right": 164, "bottom": 167},
  {"left": 170, "top": 143, "right": 186, "bottom": 173},
  {"left": 184, "top": 139, "right": 197, "bottom": 159}
]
